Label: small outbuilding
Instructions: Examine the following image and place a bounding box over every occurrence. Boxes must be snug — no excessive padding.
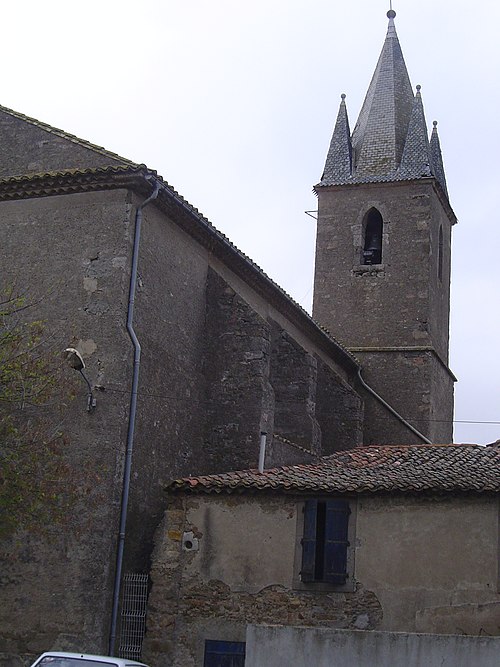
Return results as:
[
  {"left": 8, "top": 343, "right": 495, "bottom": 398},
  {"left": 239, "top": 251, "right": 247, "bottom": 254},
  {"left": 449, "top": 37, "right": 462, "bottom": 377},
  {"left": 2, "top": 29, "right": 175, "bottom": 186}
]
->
[{"left": 144, "top": 444, "right": 500, "bottom": 667}]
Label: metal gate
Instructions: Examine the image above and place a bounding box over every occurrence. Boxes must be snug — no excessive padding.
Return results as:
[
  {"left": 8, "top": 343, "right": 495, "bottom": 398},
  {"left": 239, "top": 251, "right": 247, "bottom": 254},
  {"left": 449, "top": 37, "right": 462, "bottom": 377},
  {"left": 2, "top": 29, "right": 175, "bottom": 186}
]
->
[{"left": 119, "top": 573, "right": 149, "bottom": 660}]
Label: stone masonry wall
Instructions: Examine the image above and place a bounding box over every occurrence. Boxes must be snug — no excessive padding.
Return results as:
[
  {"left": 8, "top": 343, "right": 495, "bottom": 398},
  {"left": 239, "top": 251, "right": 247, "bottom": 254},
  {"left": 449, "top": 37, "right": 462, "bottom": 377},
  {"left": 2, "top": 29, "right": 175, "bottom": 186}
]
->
[
  {"left": 202, "top": 269, "right": 274, "bottom": 473},
  {"left": 313, "top": 180, "right": 455, "bottom": 443},
  {"left": 0, "top": 108, "right": 128, "bottom": 179},
  {"left": 202, "top": 271, "right": 364, "bottom": 471},
  {"left": 356, "top": 349, "right": 453, "bottom": 444},
  {"left": 143, "top": 495, "right": 382, "bottom": 667},
  {"left": 315, "top": 357, "right": 364, "bottom": 452},
  {"left": 313, "top": 181, "right": 450, "bottom": 350},
  {"left": 0, "top": 187, "right": 365, "bottom": 664},
  {"left": 121, "top": 200, "right": 210, "bottom": 574},
  {"left": 0, "top": 190, "right": 135, "bottom": 661},
  {"left": 269, "top": 321, "right": 321, "bottom": 453}
]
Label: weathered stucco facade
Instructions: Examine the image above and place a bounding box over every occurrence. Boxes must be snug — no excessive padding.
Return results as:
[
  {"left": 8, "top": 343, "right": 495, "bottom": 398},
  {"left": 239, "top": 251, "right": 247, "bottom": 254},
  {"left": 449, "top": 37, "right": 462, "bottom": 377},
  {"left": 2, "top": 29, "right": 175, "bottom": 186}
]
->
[{"left": 145, "top": 459, "right": 500, "bottom": 666}]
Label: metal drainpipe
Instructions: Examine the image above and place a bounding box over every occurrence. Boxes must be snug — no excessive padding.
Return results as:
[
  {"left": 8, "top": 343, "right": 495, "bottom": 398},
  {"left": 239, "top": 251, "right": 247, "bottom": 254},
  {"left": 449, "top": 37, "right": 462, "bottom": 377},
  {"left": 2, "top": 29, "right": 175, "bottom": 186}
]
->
[
  {"left": 108, "top": 181, "right": 160, "bottom": 656},
  {"left": 357, "top": 368, "right": 432, "bottom": 445}
]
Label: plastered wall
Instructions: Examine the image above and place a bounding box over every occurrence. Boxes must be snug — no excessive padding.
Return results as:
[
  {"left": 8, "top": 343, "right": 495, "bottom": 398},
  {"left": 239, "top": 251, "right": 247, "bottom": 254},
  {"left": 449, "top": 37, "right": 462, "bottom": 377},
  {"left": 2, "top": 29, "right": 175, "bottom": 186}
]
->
[{"left": 144, "top": 492, "right": 500, "bottom": 666}]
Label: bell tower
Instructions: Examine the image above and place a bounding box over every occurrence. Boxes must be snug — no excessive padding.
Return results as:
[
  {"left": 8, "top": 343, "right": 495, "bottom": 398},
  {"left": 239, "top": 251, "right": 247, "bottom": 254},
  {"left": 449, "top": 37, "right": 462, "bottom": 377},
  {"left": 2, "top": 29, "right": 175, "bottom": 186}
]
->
[{"left": 312, "top": 10, "right": 456, "bottom": 444}]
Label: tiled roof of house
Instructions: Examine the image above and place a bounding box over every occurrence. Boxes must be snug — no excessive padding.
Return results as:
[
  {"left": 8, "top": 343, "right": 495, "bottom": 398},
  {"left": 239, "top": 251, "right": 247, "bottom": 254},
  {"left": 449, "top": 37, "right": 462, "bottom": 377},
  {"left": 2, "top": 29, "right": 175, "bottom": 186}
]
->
[
  {"left": 318, "top": 12, "right": 449, "bottom": 198},
  {"left": 167, "top": 445, "right": 500, "bottom": 495}
]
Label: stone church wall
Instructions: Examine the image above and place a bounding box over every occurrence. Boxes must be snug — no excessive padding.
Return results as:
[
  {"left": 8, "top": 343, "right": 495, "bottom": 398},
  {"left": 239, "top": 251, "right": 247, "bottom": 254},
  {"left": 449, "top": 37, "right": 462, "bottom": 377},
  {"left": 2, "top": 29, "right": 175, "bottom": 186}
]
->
[
  {"left": 0, "top": 186, "right": 363, "bottom": 663},
  {"left": 0, "top": 189, "right": 137, "bottom": 661},
  {"left": 202, "top": 268, "right": 274, "bottom": 473},
  {"left": 0, "top": 108, "right": 127, "bottom": 179}
]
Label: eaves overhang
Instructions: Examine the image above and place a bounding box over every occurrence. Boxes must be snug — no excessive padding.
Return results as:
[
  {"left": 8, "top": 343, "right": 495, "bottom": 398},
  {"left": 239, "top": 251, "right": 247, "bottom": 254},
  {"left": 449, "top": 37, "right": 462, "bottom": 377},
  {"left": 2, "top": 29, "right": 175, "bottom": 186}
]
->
[{"left": 166, "top": 444, "right": 500, "bottom": 496}]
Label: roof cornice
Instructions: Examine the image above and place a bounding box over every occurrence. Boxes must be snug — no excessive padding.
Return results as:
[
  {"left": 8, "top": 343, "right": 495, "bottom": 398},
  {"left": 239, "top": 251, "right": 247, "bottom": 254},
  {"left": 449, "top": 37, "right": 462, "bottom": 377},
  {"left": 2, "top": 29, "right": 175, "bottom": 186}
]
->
[{"left": 316, "top": 177, "right": 457, "bottom": 225}]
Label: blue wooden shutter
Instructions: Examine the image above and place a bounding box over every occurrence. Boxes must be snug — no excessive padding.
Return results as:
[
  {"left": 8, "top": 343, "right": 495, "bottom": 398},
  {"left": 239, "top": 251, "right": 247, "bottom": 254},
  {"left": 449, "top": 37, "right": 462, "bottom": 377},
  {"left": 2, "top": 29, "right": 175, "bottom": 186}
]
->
[
  {"left": 323, "top": 499, "right": 350, "bottom": 585},
  {"left": 301, "top": 499, "right": 318, "bottom": 582}
]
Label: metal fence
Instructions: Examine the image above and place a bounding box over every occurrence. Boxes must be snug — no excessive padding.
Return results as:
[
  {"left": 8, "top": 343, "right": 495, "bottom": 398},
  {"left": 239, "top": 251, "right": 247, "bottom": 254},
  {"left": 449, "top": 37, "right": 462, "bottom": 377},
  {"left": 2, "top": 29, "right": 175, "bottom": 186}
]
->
[{"left": 119, "top": 573, "right": 149, "bottom": 660}]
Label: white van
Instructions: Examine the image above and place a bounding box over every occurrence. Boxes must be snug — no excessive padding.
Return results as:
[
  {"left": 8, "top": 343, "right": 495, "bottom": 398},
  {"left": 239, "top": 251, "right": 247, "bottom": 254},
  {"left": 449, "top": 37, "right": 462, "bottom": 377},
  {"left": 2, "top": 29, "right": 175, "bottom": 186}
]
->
[{"left": 29, "top": 653, "right": 151, "bottom": 667}]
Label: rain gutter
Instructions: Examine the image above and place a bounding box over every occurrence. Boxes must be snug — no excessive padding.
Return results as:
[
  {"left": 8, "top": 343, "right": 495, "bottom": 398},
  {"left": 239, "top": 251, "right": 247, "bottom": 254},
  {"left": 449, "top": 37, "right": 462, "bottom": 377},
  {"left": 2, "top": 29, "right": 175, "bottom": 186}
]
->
[{"left": 108, "top": 181, "right": 160, "bottom": 655}]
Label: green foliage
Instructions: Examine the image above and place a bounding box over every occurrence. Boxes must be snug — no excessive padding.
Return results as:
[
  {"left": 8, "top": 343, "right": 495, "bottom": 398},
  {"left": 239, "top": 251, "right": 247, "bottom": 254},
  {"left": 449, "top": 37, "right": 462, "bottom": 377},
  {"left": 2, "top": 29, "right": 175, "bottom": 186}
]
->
[{"left": 0, "top": 289, "right": 72, "bottom": 535}]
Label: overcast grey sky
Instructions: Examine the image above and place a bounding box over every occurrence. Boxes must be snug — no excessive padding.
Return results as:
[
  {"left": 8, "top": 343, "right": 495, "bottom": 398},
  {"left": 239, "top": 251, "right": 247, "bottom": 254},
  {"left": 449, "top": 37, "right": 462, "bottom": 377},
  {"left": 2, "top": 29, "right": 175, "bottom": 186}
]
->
[{"left": 3, "top": 0, "right": 498, "bottom": 444}]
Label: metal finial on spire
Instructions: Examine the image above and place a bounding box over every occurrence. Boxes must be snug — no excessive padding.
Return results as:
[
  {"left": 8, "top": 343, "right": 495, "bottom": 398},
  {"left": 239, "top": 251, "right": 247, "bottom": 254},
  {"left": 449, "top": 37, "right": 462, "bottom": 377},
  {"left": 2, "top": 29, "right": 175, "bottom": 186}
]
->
[
  {"left": 433, "top": 120, "right": 438, "bottom": 128},
  {"left": 387, "top": 2, "right": 396, "bottom": 20},
  {"left": 341, "top": 93, "right": 346, "bottom": 100},
  {"left": 416, "top": 84, "right": 421, "bottom": 93}
]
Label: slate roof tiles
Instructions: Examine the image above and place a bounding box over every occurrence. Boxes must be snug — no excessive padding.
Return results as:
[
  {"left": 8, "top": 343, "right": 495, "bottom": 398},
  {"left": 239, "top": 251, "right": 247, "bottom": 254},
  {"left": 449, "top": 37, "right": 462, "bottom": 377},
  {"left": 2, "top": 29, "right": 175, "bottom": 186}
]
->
[
  {"left": 318, "top": 13, "right": 449, "bottom": 198},
  {"left": 167, "top": 445, "right": 500, "bottom": 495}
]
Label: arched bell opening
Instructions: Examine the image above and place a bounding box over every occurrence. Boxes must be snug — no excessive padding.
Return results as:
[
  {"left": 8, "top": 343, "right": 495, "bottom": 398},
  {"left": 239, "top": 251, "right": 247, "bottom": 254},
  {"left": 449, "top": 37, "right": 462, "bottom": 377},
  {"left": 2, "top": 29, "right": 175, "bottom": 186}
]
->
[{"left": 361, "top": 208, "right": 383, "bottom": 265}]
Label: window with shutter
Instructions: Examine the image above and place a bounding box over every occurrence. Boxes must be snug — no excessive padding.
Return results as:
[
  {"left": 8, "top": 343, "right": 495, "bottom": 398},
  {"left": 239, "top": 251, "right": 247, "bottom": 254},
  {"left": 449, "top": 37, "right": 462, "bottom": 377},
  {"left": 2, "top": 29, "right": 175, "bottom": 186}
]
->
[
  {"left": 299, "top": 498, "right": 354, "bottom": 590},
  {"left": 301, "top": 499, "right": 318, "bottom": 582},
  {"left": 324, "top": 500, "right": 350, "bottom": 585}
]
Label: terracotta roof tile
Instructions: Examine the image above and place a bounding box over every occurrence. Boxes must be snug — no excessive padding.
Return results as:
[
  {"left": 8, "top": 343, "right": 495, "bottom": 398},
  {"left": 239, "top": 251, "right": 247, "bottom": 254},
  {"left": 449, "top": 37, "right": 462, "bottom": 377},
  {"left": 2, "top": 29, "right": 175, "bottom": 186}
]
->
[{"left": 167, "top": 445, "right": 500, "bottom": 495}]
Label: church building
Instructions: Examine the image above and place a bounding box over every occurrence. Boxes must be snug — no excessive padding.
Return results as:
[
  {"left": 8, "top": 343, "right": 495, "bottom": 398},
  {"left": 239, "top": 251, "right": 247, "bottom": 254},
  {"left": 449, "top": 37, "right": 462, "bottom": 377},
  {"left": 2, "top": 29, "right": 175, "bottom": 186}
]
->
[{"left": 1, "top": 9, "right": 493, "bottom": 667}]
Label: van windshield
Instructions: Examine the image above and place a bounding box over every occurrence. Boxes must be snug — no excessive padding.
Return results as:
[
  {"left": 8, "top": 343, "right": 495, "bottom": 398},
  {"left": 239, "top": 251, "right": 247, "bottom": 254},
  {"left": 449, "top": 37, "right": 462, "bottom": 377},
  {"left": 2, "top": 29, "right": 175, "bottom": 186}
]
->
[{"left": 38, "top": 660, "right": 118, "bottom": 667}]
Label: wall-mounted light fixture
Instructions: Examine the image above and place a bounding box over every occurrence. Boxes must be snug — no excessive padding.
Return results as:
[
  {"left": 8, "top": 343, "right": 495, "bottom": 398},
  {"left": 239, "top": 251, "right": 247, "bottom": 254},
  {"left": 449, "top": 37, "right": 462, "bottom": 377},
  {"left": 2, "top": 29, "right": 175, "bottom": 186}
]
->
[{"left": 64, "top": 347, "right": 97, "bottom": 411}]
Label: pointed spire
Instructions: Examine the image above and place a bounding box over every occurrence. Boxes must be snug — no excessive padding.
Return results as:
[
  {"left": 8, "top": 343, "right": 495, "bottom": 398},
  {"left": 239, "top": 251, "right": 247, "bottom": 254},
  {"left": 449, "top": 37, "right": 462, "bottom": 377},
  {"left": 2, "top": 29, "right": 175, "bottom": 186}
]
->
[
  {"left": 320, "top": 94, "right": 352, "bottom": 186},
  {"left": 351, "top": 9, "right": 414, "bottom": 179},
  {"left": 398, "top": 85, "right": 433, "bottom": 179},
  {"left": 316, "top": 10, "right": 450, "bottom": 194},
  {"left": 429, "top": 121, "right": 448, "bottom": 196}
]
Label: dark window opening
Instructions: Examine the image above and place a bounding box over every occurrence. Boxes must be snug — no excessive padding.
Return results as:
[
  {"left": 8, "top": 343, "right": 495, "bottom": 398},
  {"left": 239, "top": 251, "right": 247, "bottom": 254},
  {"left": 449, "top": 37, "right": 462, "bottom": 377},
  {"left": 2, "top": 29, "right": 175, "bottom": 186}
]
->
[
  {"left": 301, "top": 499, "right": 350, "bottom": 585},
  {"left": 204, "top": 640, "right": 246, "bottom": 667},
  {"left": 438, "top": 225, "right": 443, "bottom": 281},
  {"left": 362, "top": 208, "right": 383, "bottom": 265}
]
